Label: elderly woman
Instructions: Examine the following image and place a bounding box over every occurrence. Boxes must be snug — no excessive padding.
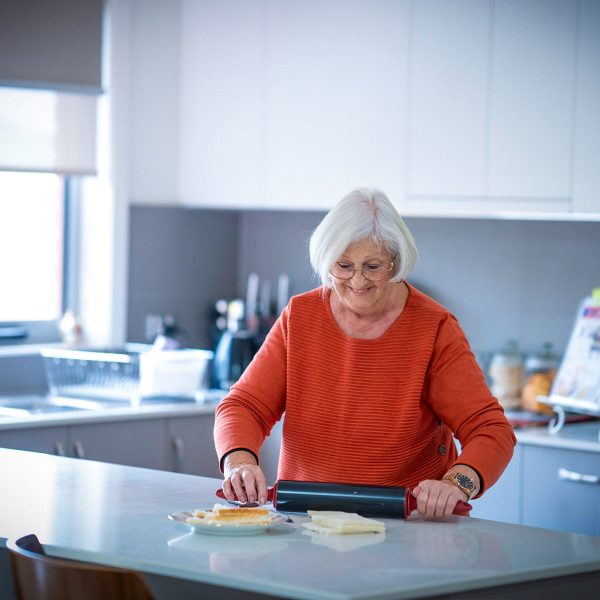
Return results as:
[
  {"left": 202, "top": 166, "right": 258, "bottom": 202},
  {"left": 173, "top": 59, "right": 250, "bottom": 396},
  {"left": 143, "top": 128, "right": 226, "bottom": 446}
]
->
[{"left": 214, "top": 188, "right": 516, "bottom": 519}]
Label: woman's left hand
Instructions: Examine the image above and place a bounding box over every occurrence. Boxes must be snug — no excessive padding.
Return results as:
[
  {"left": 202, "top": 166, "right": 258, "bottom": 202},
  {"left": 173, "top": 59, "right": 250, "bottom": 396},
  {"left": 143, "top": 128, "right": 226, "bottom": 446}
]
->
[{"left": 411, "top": 479, "right": 468, "bottom": 520}]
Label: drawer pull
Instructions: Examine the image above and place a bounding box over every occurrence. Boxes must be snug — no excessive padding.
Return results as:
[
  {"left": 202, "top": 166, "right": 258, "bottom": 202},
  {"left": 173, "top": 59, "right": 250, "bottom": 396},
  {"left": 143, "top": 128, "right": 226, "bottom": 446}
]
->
[
  {"left": 73, "top": 440, "right": 86, "bottom": 459},
  {"left": 172, "top": 436, "right": 184, "bottom": 472},
  {"left": 558, "top": 467, "right": 599, "bottom": 485}
]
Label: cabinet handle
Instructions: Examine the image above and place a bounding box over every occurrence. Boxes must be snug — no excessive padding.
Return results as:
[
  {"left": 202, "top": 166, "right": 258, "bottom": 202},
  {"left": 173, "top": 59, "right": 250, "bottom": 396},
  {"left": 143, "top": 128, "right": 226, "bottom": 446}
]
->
[
  {"left": 54, "top": 442, "right": 66, "bottom": 456},
  {"left": 558, "top": 467, "right": 599, "bottom": 485},
  {"left": 172, "top": 436, "right": 184, "bottom": 472},
  {"left": 72, "top": 440, "right": 86, "bottom": 459}
]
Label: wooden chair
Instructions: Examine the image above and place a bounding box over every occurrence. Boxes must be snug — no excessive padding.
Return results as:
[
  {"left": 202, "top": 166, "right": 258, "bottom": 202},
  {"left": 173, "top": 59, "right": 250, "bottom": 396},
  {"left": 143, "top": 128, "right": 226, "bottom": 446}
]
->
[{"left": 7, "top": 534, "right": 154, "bottom": 600}]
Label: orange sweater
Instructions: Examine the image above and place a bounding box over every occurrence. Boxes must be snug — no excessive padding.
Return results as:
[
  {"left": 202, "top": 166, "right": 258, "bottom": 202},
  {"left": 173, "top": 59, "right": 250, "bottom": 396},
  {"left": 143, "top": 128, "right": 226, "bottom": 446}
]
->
[{"left": 214, "top": 285, "right": 516, "bottom": 494}]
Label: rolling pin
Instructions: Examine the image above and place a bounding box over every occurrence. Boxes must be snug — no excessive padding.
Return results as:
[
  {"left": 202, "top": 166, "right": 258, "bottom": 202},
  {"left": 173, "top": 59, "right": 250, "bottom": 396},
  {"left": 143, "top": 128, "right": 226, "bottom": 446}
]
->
[{"left": 216, "top": 480, "right": 472, "bottom": 518}]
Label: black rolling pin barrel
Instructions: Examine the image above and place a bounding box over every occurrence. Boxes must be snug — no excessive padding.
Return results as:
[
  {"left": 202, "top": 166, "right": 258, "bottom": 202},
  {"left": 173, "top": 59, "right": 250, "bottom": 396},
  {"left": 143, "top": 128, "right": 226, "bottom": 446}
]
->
[{"left": 272, "top": 480, "right": 408, "bottom": 517}]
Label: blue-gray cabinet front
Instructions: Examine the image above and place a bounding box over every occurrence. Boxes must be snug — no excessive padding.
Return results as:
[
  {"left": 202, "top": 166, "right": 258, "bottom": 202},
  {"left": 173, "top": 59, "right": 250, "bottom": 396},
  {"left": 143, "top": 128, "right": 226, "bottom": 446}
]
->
[{"left": 522, "top": 444, "right": 600, "bottom": 536}]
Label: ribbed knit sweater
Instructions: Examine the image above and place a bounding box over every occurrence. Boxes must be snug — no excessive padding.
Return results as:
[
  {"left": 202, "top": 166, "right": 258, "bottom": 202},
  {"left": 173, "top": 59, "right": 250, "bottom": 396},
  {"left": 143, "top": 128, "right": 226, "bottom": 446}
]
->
[{"left": 214, "top": 284, "right": 516, "bottom": 494}]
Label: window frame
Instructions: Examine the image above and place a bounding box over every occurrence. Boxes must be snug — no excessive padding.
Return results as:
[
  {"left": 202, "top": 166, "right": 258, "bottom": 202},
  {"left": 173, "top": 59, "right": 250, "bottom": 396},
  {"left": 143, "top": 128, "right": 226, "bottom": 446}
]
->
[{"left": 0, "top": 174, "right": 80, "bottom": 347}]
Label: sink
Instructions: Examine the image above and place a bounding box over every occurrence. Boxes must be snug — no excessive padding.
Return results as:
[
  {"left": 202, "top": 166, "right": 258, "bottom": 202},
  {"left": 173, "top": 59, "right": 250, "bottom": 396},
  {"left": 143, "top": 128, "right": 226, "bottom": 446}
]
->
[
  {"left": 0, "top": 395, "right": 110, "bottom": 417},
  {"left": 0, "top": 390, "right": 222, "bottom": 418}
]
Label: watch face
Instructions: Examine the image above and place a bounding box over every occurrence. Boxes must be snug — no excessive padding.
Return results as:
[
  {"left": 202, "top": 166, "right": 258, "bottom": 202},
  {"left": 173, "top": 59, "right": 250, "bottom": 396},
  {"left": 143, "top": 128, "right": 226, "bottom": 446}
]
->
[{"left": 457, "top": 474, "right": 474, "bottom": 491}]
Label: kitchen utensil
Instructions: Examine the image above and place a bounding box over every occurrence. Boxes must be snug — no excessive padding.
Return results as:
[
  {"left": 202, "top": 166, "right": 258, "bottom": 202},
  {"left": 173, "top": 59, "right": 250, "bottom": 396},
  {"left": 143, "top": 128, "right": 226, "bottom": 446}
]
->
[
  {"left": 216, "top": 480, "right": 471, "bottom": 518},
  {"left": 245, "top": 273, "right": 260, "bottom": 333},
  {"left": 276, "top": 273, "right": 289, "bottom": 315}
]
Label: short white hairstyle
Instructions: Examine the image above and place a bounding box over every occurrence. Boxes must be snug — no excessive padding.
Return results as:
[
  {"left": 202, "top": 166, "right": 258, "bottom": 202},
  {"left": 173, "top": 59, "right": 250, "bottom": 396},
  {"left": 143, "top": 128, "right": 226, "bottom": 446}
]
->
[{"left": 309, "top": 188, "right": 418, "bottom": 287}]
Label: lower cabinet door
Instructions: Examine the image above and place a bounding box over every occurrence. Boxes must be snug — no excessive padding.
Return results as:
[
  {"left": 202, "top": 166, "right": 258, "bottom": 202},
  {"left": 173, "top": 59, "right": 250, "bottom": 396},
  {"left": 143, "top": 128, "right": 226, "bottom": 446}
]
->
[
  {"left": 167, "top": 414, "right": 222, "bottom": 478},
  {"left": 69, "top": 419, "right": 168, "bottom": 470},
  {"left": 522, "top": 444, "right": 600, "bottom": 536},
  {"left": 0, "top": 426, "right": 69, "bottom": 456},
  {"left": 469, "top": 445, "right": 522, "bottom": 524}
]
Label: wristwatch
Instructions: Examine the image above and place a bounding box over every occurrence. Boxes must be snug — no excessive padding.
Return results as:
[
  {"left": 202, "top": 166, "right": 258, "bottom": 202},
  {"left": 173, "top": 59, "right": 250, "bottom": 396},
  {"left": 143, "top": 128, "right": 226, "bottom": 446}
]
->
[{"left": 442, "top": 472, "right": 476, "bottom": 500}]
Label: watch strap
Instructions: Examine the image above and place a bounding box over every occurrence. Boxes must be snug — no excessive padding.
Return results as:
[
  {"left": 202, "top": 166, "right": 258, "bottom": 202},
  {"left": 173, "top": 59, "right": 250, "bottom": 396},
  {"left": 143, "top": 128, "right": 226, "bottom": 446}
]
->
[{"left": 442, "top": 472, "right": 475, "bottom": 500}]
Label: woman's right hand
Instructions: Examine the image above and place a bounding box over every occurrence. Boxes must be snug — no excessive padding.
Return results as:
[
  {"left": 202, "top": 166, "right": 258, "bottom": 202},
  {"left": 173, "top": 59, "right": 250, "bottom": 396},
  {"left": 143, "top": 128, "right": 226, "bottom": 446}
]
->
[{"left": 222, "top": 450, "right": 268, "bottom": 505}]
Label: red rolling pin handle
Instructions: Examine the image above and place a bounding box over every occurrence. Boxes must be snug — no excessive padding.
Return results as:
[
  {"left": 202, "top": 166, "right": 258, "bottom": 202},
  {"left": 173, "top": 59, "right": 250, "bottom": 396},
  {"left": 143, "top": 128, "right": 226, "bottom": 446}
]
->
[{"left": 403, "top": 488, "right": 472, "bottom": 517}]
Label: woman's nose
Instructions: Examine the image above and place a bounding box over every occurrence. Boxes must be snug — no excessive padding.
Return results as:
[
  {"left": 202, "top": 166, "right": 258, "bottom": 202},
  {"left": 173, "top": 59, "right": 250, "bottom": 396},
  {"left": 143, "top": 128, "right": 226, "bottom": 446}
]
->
[{"left": 350, "top": 268, "right": 368, "bottom": 283}]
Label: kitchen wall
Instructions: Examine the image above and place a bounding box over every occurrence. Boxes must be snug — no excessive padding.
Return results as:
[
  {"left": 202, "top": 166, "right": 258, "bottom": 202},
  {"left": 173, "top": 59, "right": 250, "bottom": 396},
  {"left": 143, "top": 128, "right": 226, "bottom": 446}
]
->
[
  {"left": 126, "top": 206, "right": 239, "bottom": 349},
  {"left": 128, "top": 205, "right": 600, "bottom": 357}
]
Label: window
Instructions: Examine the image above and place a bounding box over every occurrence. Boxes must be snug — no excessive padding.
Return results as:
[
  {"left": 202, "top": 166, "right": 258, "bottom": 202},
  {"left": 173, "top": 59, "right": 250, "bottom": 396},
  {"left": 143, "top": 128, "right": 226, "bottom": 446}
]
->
[{"left": 0, "top": 171, "right": 70, "bottom": 343}]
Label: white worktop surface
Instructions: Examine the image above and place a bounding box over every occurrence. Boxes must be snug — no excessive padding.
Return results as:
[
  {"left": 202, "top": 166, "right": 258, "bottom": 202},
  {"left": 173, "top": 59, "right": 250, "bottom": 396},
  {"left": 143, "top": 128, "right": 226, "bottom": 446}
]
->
[
  {"left": 1, "top": 449, "right": 599, "bottom": 600},
  {"left": 0, "top": 393, "right": 221, "bottom": 430},
  {"left": 2, "top": 394, "right": 599, "bottom": 455},
  {"left": 515, "top": 421, "right": 600, "bottom": 453}
]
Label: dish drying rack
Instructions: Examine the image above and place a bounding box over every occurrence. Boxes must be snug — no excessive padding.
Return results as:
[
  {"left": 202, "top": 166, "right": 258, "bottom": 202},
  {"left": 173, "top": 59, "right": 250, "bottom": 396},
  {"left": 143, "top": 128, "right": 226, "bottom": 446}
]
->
[{"left": 41, "top": 345, "right": 149, "bottom": 401}]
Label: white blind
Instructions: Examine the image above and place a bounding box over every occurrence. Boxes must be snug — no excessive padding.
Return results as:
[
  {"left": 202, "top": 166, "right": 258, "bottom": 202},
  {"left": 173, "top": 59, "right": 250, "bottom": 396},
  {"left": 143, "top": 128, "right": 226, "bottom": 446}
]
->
[
  {"left": 0, "top": 88, "right": 97, "bottom": 175},
  {"left": 0, "top": 0, "right": 104, "bottom": 94}
]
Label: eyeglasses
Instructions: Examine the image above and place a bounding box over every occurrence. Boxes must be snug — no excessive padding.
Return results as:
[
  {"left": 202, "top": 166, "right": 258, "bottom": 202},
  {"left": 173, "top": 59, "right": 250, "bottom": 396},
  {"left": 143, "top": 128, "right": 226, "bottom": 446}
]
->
[{"left": 329, "top": 261, "right": 394, "bottom": 282}]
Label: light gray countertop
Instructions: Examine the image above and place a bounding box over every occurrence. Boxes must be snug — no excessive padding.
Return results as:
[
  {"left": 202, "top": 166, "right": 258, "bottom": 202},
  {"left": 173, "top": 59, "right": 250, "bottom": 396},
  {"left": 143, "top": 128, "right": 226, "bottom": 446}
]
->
[
  {"left": 2, "top": 393, "right": 599, "bottom": 455},
  {"left": 0, "top": 393, "right": 221, "bottom": 430},
  {"left": 515, "top": 421, "right": 600, "bottom": 453},
  {"left": 1, "top": 448, "right": 600, "bottom": 600}
]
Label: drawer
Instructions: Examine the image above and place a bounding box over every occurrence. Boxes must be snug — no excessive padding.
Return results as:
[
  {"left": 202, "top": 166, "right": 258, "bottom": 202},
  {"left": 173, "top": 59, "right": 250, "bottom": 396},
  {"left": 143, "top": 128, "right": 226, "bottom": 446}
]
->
[{"left": 522, "top": 444, "right": 600, "bottom": 536}]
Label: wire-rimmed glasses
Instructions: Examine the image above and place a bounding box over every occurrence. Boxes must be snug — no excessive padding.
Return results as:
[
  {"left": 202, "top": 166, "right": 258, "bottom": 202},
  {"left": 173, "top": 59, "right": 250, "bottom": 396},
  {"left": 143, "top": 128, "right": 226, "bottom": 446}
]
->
[{"left": 329, "top": 261, "right": 394, "bottom": 282}]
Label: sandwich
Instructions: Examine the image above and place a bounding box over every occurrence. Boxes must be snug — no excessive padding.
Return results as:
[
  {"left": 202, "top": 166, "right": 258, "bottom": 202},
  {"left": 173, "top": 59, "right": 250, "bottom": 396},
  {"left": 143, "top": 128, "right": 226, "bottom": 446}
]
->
[
  {"left": 303, "top": 510, "right": 385, "bottom": 535},
  {"left": 186, "top": 503, "right": 273, "bottom": 526}
]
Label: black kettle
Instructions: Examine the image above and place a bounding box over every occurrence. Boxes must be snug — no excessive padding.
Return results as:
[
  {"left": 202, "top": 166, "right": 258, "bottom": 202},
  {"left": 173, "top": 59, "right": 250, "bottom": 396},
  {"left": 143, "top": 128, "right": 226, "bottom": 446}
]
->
[{"left": 212, "top": 329, "right": 257, "bottom": 390}]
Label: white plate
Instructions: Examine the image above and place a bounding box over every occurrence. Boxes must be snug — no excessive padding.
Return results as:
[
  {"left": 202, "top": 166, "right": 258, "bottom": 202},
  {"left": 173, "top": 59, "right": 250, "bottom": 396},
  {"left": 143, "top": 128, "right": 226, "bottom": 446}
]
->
[{"left": 168, "top": 510, "right": 287, "bottom": 536}]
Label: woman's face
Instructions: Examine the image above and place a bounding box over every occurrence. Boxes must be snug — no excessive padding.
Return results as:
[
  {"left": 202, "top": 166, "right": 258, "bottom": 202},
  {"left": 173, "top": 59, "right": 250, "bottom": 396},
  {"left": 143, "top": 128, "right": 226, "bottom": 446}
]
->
[{"left": 329, "top": 239, "right": 395, "bottom": 314}]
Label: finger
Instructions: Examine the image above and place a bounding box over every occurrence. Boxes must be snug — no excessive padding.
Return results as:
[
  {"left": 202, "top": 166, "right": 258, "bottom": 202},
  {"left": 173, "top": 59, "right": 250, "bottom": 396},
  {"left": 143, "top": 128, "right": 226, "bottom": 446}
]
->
[
  {"left": 416, "top": 486, "right": 430, "bottom": 516},
  {"left": 425, "top": 489, "right": 442, "bottom": 519},
  {"left": 230, "top": 472, "right": 248, "bottom": 504},
  {"left": 222, "top": 478, "right": 236, "bottom": 501},
  {"left": 435, "top": 492, "right": 451, "bottom": 519},
  {"left": 241, "top": 470, "right": 258, "bottom": 504},
  {"left": 253, "top": 468, "right": 268, "bottom": 504}
]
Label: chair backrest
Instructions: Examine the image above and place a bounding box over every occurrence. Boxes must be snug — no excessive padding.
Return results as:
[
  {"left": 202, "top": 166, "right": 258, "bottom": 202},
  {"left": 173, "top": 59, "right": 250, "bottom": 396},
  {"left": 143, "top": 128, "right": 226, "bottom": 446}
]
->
[{"left": 7, "top": 534, "right": 154, "bottom": 600}]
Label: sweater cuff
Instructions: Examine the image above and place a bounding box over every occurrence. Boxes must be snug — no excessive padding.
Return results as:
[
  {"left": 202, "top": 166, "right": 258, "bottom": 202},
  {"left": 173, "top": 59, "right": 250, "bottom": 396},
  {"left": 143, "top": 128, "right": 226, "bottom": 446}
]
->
[{"left": 219, "top": 447, "right": 259, "bottom": 474}]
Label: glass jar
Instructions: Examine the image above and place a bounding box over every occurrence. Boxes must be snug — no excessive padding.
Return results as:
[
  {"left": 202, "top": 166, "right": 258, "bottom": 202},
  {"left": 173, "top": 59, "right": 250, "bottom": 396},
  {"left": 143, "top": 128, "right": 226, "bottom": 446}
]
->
[
  {"left": 488, "top": 340, "right": 525, "bottom": 410},
  {"left": 521, "top": 342, "right": 560, "bottom": 414}
]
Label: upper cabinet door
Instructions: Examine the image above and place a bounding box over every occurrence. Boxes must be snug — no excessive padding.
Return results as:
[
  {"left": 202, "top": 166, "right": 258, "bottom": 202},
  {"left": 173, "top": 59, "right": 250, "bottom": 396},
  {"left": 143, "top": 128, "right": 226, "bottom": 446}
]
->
[
  {"left": 407, "top": 0, "right": 580, "bottom": 214},
  {"left": 572, "top": 0, "right": 600, "bottom": 214},
  {"left": 488, "top": 0, "right": 577, "bottom": 201},
  {"left": 179, "top": 0, "right": 265, "bottom": 207},
  {"left": 407, "top": 0, "right": 490, "bottom": 199},
  {"left": 263, "top": 0, "right": 409, "bottom": 209}
]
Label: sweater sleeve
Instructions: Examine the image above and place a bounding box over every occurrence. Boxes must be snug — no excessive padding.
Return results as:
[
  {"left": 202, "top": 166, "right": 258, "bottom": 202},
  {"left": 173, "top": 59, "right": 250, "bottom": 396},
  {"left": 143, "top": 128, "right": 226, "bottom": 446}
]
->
[
  {"left": 214, "top": 306, "right": 289, "bottom": 469},
  {"left": 423, "top": 314, "right": 517, "bottom": 495}
]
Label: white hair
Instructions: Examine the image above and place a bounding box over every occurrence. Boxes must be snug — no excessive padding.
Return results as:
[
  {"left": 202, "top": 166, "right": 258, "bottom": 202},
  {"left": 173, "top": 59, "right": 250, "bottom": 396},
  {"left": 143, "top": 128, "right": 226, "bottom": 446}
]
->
[{"left": 309, "top": 188, "right": 418, "bottom": 287}]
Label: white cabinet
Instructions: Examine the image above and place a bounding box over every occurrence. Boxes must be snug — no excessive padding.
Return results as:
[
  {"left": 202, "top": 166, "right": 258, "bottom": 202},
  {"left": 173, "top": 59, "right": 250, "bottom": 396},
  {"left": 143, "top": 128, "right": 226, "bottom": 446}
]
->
[
  {"left": 470, "top": 445, "right": 522, "bottom": 525},
  {"left": 0, "top": 426, "right": 69, "bottom": 456},
  {"left": 262, "top": 0, "right": 409, "bottom": 209},
  {"left": 406, "top": 0, "right": 579, "bottom": 215},
  {"left": 166, "top": 414, "right": 222, "bottom": 478},
  {"left": 487, "top": 0, "right": 576, "bottom": 203},
  {"left": 167, "top": 0, "right": 600, "bottom": 216},
  {"left": 179, "top": 0, "right": 264, "bottom": 208},
  {"left": 0, "top": 420, "right": 168, "bottom": 469},
  {"left": 69, "top": 420, "right": 168, "bottom": 470},
  {"left": 178, "top": 0, "right": 409, "bottom": 210},
  {"left": 522, "top": 444, "right": 600, "bottom": 537},
  {"left": 407, "top": 0, "right": 490, "bottom": 199},
  {"left": 572, "top": 0, "right": 600, "bottom": 213}
]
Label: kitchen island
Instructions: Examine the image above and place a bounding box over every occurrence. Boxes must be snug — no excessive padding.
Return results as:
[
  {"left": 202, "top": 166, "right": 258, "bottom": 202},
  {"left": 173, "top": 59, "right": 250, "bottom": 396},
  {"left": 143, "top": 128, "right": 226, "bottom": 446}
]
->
[{"left": 1, "top": 449, "right": 599, "bottom": 599}]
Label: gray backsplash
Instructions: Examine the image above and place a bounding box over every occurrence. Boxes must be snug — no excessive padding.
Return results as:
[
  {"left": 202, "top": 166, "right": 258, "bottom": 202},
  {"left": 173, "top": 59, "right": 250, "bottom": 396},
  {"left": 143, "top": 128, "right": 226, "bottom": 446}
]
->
[
  {"left": 3, "top": 206, "right": 598, "bottom": 396},
  {"left": 234, "top": 211, "right": 600, "bottom": 355}
]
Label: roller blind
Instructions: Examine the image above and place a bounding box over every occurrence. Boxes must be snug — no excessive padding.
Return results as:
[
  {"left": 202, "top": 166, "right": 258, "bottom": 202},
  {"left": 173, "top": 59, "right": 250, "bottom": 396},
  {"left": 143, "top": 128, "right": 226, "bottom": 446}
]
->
[
  {"left": 0, "top": 87, "right": 97, "bottom": 175},
  {"left": 0, "top": 0, "right": 104, "bottom": 94}
]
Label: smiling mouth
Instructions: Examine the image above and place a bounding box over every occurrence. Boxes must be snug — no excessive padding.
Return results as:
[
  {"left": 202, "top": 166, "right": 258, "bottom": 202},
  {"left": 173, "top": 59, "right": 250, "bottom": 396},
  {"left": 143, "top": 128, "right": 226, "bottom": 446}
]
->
[{"left": 349, "top": 286, "right": 372, "bottom": 295}]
